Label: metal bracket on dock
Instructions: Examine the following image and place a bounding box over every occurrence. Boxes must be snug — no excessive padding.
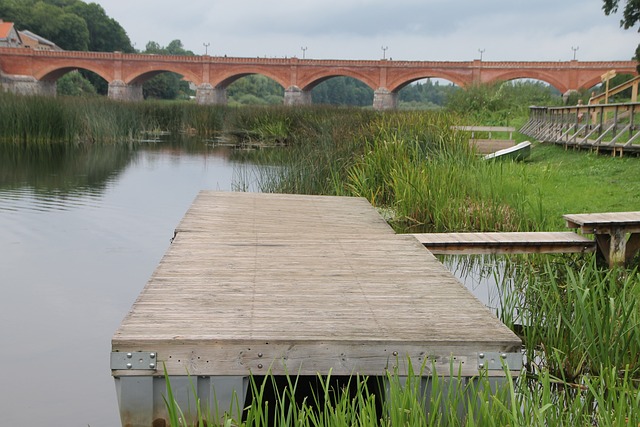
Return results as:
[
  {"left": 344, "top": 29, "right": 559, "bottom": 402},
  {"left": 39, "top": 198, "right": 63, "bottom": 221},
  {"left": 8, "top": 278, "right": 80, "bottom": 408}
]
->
[
  {"left": 111, "top": 352, "right": 158, "bottom": 371},
  {"left": 477, "top": 352, "right": 522, "bottom": 371}
]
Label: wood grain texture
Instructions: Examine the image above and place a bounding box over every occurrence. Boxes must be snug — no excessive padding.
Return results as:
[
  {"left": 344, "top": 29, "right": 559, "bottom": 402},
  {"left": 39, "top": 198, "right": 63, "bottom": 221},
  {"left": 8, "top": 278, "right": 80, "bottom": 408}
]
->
[
  {"left": 112, "top": 191, "right": 521, "bottom": 377},
  {"left": 564, "top": 211, "right": 640, "bottom": 234},
  {"left": 411, "top": 231, "right": 596, "bottom": 254}
]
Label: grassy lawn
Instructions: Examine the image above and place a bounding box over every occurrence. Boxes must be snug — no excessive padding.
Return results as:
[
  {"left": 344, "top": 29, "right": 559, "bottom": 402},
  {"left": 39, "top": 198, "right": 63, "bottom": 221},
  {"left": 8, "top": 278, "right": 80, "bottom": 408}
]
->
[{"left": 521, "top": 142, "right": 640, "bottom": 229}]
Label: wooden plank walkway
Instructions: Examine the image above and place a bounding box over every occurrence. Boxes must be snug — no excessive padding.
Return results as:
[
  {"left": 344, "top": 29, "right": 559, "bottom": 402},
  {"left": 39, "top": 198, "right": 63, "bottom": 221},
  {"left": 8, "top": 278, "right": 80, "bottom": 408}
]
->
[
  {"left": 112, "top": 191, "right": 520, "bottom": 379},
  {"left": 564, "top": 211, "right": 640, "bottom": 266},
  {"left": 411, "top": 231, "right": 596, "bottom": 255}
]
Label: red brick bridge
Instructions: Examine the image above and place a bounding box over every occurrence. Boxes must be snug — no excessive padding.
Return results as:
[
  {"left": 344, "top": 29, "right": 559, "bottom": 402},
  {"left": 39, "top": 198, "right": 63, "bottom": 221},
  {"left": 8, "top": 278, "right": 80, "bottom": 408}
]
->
[{"left": 0, "top": 47, "right": 637, "bottom": 109}]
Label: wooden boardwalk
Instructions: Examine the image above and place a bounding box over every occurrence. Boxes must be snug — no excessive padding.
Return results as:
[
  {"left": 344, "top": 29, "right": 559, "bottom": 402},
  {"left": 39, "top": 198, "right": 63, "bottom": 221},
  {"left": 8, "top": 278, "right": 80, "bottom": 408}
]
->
[
  {"left": 564, "top": 211, "right": 640, "bottom": 266},
  {"left": 111, "top": 191, "right": 521, "bottom": 425},
  {"left": 411, "top": 231, "right": 596, "bottom": 255}
]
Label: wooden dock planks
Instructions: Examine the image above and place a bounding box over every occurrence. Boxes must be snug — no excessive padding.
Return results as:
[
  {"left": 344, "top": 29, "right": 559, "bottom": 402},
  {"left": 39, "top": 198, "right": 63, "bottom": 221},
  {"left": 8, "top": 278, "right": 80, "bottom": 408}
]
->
[
  {"left": 564, "top": 211, "right": 640, "bottom": 266},
  {"left": 564, "top": 211, "right": 640, "bottom": 233},
  {"left": 411, "top": 231, "right": 596, "bottom": 255},
  {"left": 112, "top": 191, "right": 521, "bottom": 379}
]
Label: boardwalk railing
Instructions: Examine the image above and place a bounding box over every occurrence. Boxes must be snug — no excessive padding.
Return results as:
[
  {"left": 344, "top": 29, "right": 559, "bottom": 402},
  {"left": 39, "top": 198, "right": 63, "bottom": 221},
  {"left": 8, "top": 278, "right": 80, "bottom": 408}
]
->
[
  {"left": 521, "top": 102, "right": 640, "bottom": 155},
  {"left": 589, "top": 75, "right": 640, "bottom": 104}
]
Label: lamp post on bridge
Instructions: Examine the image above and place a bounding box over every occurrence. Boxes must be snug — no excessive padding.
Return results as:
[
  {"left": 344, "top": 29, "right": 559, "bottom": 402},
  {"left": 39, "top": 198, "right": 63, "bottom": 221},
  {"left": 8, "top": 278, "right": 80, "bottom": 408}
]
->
[
  {"left": 301, "top": 46, "right": 307, "bottom": 59},
  {"left": 203, "top": 42, "right": 210, "bottom": 56},
  {"left": 571, "top": 46, "right": 579, "bottom": 60},
  {"left": 478, "top": 48, "right": 485, "bottom": 61},
  {"left": 381, "top": 45, "right": 388, "bottom": 60}
]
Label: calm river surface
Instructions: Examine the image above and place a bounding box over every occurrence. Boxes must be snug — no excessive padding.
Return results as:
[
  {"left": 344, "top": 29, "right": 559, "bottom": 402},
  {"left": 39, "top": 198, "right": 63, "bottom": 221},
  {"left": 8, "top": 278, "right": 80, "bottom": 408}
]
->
[{"left": 0, "top": 139, "right": 499, "bottom": 426}]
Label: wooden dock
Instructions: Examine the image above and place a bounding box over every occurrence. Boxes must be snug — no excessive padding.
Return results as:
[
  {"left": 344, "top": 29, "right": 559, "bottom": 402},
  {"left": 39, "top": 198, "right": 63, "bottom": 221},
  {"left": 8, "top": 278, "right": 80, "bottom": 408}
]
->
[
  {"left": 111, "top": 191, "right": 521, "bottom": 426},
  {"left": 564, "top": 211, "right": 640, "bottom": 266},
  {"left": 451, "top": 125, "right": 516, "bottom": 154},
  {"left": 521, "top": 103, "right": 640, "bottom": 155},
  {"left": 411, "top": 231, "right": 596, "bottom": 255}
]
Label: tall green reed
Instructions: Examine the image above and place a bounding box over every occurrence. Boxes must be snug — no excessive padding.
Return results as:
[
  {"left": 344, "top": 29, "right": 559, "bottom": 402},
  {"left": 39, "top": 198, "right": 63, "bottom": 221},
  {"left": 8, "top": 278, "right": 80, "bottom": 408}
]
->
[{"left": 518, "top": 260, "right": 640, "bottom": 382}]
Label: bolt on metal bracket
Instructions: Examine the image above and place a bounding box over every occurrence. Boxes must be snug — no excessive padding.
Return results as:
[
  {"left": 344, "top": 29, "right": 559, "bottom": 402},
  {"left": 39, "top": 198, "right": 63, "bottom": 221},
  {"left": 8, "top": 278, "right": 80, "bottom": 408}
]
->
[
  {"left": 477, "top": 351, "right": 522, "bottom": 371},
  {"left": 111, "top": 352, "right": 158, "bottom": 371}
]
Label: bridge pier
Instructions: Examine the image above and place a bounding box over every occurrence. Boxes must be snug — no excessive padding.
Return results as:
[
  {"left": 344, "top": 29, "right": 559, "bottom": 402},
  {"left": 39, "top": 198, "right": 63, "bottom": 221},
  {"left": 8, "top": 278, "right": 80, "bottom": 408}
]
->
[
  {"left": 195, "top": 83, "right": 227, "bottom": 105},
  {"left": 108, "top": 80, "right": 143, "bottom": 102},
  {"left": 284, "top": 86, "right": 312, "bottom": 106},
  {"left": 563, "top": 89, "right": 580, "bottom": 104},
  {"left": 373, "top": 88, "right": 398, "bottom": 110},
  {"left": 1, "top": 74, "right": 56, "bottom": 96}
]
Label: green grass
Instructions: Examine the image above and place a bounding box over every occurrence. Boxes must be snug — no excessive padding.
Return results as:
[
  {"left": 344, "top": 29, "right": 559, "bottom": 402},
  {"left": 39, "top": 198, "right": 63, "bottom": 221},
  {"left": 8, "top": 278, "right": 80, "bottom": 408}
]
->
[{"left": 520, "top": 144, "right": 640, "bottom": 228}]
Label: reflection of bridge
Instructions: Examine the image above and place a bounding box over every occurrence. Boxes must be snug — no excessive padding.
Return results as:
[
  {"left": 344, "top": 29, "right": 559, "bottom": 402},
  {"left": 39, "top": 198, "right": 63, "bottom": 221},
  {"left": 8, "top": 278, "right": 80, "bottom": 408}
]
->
[{"left": 0, "top": 47, "right": 637, "bottom": 110}]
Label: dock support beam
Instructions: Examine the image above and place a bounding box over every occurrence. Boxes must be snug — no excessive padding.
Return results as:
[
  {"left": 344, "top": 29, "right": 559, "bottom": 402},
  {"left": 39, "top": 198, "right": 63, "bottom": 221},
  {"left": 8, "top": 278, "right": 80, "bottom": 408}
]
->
[
  {"left": 114, "top": 375, "right": 248, "bottom": 427},
  {"left": 564, "top": 212, "right": 640, "bottom": 267}
]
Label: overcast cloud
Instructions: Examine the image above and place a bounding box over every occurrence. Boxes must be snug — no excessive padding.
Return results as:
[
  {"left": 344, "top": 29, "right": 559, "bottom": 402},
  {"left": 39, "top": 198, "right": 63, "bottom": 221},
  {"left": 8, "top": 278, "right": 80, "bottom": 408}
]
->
[{"left": 96, "top": 0, "right": 637, "bottom": 62}]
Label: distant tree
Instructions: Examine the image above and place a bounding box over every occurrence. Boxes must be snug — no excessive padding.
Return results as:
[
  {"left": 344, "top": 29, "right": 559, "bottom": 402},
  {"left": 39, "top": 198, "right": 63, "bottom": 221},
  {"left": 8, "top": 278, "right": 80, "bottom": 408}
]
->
[
  {"left": 57, "top": 70, "right": 97, "bottom": 96},
  {"left": 141, "top": 40, "right": 195, "bottom": 100},
  {"left": 0, "top": 0, "right": 133, "bottom": 52},
  {"left": 602, "top": 0, "right": 640, "bottom": 70},
  {"left": 65, "top": 2, "right": 134, "bottom": 52},
  {"left": 54, "top": 13, "right": 90, "bottom": 50},
  {"left": 227, "top": 75, "right": 284, "bottom": 104},
  {"left": 311, "top": 77, "right": 373, "bottom": 106},
  {"left": 165, "top": 39, "right": 194, "bottom": 56},
  {"left": 446, "top": 80, "right": 562, "bottom": 124}
]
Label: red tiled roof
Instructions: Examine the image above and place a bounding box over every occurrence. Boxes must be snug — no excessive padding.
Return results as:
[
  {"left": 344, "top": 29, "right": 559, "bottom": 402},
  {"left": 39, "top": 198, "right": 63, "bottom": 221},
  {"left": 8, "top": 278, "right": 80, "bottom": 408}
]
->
[{"left": 0, "top": 21, "right": 15, "bottom": 39}]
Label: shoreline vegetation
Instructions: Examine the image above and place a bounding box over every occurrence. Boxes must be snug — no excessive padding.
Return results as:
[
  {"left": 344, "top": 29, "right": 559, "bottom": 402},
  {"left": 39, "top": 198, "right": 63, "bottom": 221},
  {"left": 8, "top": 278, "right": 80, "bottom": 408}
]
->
[{"left": 3, "top": 92, "right": 640, "bottom": 425}]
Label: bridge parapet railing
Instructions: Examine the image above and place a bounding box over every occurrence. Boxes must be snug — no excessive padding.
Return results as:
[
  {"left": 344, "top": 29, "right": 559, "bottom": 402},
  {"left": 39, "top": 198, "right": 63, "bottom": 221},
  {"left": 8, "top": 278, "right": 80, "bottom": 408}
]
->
[{"left": 521, "top": 102, "right": 640, "bottom": 155}]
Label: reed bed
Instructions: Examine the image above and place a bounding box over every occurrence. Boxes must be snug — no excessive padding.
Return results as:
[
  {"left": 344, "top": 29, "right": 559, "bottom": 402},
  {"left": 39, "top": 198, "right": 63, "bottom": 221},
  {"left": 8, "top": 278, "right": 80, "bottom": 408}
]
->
[{"left": 242, "top": 110, "right": 541, "bottom": 232}]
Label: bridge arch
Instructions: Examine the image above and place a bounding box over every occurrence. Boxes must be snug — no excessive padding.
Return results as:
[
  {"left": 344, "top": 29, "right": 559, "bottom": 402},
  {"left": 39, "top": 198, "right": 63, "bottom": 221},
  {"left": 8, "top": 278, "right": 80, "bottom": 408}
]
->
[
  {"left": 125, "top": 67, "right": 200, "bottom": 86},
  {"left": 35, "top": 63, "right": 112, "bottom": 84},
  {"left": 211, "top": 68, "right": 288, "bottom": 90},
  {"left": 299, "top": 70, "right": 377, "bottom": 92},
  {"left": 388, "top": 72, "right": 467, "bottom": 93},
  {"left": 481, "top": 70, "right": 568, "bottom": 94}
]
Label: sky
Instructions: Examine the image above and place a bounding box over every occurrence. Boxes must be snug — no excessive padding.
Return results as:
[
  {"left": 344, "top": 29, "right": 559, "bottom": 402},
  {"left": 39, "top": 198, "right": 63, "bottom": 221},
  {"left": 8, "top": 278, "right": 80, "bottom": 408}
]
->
[{"left": 95, "top": 0, "right": 638, "bottom": 62}]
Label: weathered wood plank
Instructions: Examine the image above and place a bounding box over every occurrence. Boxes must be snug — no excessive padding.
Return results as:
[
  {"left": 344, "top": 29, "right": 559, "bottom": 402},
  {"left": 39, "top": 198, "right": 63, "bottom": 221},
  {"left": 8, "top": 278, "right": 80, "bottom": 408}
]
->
[
  {"left": 564, "top": 211, "right": 640, "bottom": 266},
  {"left": 410, "top": 231, "right": 595, "bottom": 255},
  {"left": 112, "top": 191, "right": 521, "bottom": 377},
  {"left": 564, "top": 211, "right": 640, "bottom": 234}
]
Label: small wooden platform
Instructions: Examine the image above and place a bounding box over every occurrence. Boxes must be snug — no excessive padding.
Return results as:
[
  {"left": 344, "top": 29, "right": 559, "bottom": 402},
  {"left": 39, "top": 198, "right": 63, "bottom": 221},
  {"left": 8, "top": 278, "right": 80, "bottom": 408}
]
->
[
  {"left": 564, "top": 211, "right": 640, "bottom": 266},
  {"left": 411, "top": 231, "right": 596, "bottom": 255},
  {"left": 113, "top": 192, "right": 519, "bottom": 375},
  {"left": 111, "top": 192, "right": 521, "bottom": 425},
  {"left": 451, "top": 126, "right": 516, "bottom": 154}
]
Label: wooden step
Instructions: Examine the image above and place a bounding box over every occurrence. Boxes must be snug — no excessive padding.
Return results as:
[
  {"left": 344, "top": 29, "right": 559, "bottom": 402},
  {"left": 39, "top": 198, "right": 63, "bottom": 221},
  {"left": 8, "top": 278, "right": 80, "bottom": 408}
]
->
[{"left": 410, "top": 231, "right": 596, "bottom": 255}]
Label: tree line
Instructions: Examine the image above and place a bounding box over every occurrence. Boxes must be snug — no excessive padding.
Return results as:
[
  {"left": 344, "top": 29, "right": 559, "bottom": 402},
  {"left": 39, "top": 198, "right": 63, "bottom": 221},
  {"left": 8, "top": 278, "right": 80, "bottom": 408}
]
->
[{"left": 0, "top": 0, "right": 132, "bottom": 52}]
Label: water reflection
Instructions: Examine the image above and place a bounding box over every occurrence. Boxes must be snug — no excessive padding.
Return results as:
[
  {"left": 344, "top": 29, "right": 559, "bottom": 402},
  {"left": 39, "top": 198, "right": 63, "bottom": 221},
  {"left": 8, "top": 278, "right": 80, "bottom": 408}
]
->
[
  {"left": 441, "top": 254, "right": 516, "bottom": 316},
  {"left": 0, "top": 140, "right": 244, "bottom": 427},
  {"left": 0, "top": 143, "right": 132, "bottom": 213}
]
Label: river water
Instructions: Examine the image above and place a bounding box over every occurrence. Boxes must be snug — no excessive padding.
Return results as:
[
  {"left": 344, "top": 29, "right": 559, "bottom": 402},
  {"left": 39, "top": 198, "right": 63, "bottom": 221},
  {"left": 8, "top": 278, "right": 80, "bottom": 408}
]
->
[{"left": 0, "top": 139, "right": 501, "bottom": 426}]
